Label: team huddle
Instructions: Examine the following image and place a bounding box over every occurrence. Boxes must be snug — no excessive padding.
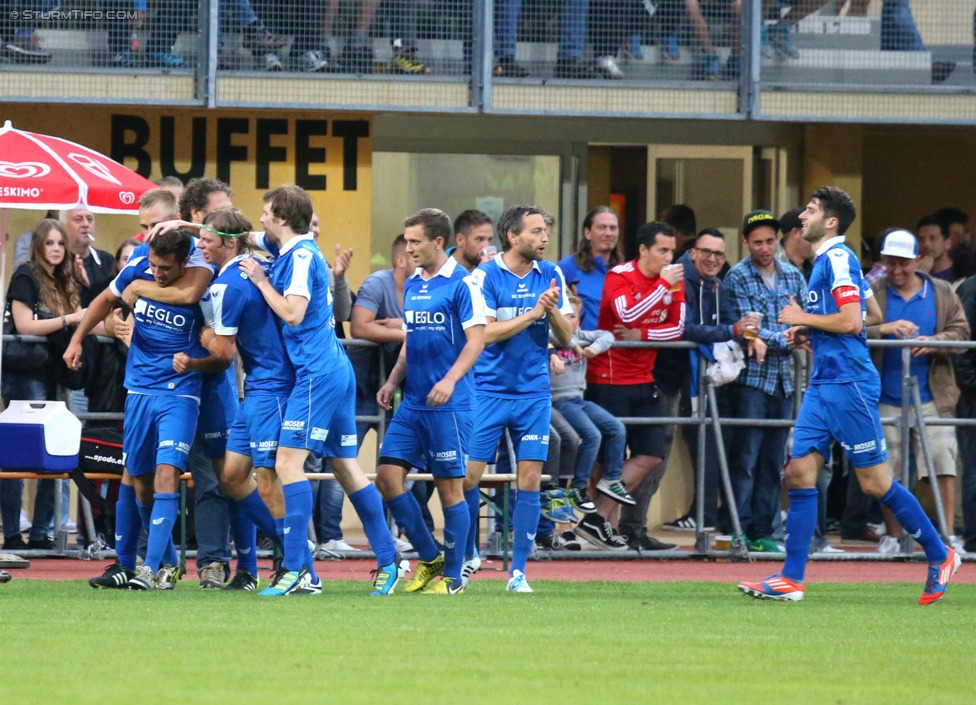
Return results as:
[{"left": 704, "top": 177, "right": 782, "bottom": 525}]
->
[{"left": 61, "top": 182, "right": 961, "bottom": 604}]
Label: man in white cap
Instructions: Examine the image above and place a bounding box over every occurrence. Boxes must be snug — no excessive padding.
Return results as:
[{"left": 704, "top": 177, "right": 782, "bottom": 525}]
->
[{"left": 867, "top": 229, "right": 969, "bottom": 555}]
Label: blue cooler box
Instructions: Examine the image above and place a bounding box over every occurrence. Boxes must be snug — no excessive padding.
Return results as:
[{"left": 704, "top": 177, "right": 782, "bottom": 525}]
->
[{"left": 0, "top": 400, "right": 82, "bottom": 472}]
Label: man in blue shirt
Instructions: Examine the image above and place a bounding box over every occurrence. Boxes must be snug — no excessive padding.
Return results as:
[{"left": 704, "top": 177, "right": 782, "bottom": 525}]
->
[
  {"left": 462, "top": 205, "right": 573, "bottom": 593},
  {"left": 374, "top": 209, "right": 486, "bottom": 595},
  {"left": 65, "top": 230, "right": 219, "bottom": 590},
  {"left": 866, "top": 229, "right": 969, "bottom": 555},
  {"left": 556, "top": 206, "right": 622, "bottom": 329},
  {"left": 240, "top": 185, "right": 402, "bottom": 596},
  {"left": 739, "top": 186, "right": 961, "bottom": 604}
]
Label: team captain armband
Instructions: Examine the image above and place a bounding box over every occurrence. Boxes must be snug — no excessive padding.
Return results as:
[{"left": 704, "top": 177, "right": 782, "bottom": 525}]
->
[{"left": 832, "top": 285, "right": 860, "bottom": 307}]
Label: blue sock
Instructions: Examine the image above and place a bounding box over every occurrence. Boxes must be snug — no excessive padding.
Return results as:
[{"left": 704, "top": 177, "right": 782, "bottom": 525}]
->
[
  {"left": 145, "top": 493, "right": 179, "bottom": 572},
  {"left": 281, "top": 482, "right": 312, "bottom": 572},
  {"left": 238, "top": 489, "right": 280, "bottom": 549},
  {"left": 881, "top": 481, "right": 948, "bottom": 564},
  {"left": 511, "top": 489, "right": 540, "bottom": 575},
  {"left": 350, "top": 484, "right": 397, "bottom": 567},
  {"left": 115, "top": 485, "right": 140, "bottom": 571},
  {"left": 464, "top": 486, "right": 480, "bottom": 560},
  {"left": 387, "top": 491, "right": 440, "bottom": 563},
  {"left": 442, "top": 501, "right": 469, "bottom": 582},
  {"left": 781, "top": 488, "right": 818, "bottom": 582},
  {"left": 229, "top": 501, "right": 258, "bottom": 575}
]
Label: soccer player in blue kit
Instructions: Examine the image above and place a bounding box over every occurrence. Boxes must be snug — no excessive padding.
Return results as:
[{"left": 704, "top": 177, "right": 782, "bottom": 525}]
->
[
  {"left": 240, "top": 185, "right": 403, "bottom": 596},
  {"left": 462, "top": 205, "right": 573, "bottom": 593},
  {"left": 373, "top": 209, "right": 486, "bottom": 595},
  {"left": 65, "top": 230, "right": 224, "bottom": 589},
  {"left": 739, "top": 187, "right": 961, "bottom": 604}
]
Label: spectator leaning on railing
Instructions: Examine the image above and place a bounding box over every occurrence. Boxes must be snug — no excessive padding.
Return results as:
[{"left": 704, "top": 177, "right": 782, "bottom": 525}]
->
[
  {"left": 723, "top": 210, "right": 807, "bottom": 553},
  {"left": 866, "top": 229, "right": 969, "bottom": 556}
]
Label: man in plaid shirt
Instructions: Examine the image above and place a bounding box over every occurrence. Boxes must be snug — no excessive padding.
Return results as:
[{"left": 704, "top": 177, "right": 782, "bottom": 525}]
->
[{"left": 723, "top": 210, "right": 808, "bottom": 553}]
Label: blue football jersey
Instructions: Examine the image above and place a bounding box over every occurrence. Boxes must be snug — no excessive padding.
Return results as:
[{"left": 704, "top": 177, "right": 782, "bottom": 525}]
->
[
  {"left": 203, "top": 254, "right": 295, "bottom": 395},
  {"left": 470, "top": 254, "right": 573, "bottom": 398},
  {"left": 803, "top": 236, "right": 877, "bottom": 384},
  {"left": 402, "top": 257, "right": 486, "bottom": 411},
  {"left": 268, "top": 235, "right": 344, "bottom": 378},
  {"left": 110, "top": 256, "right": 206, "bottom": 397}
]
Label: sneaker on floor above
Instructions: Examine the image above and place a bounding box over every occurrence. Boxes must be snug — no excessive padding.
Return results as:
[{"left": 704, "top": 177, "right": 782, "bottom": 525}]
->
[
  {"left": 89, "top": 563, "right": 135, "bottom": 589},
  {"left": 260, "top": 52, "right": 282, "bottom": 71},
  {"left": 767, "top": 21, "right": 799, "bottom": 60},
  {"left": 3, "top": 32, "right": 52, "bottom": 63},
  {"left": 553, "top": 57, "right": 598, "bottom": 80},
  {"left": 505, "top": 569, "right": 533, "bottom": 593},
  {"left": 595, "top": 478, "right": 635, "bottom": 505},
  {"left": 493, "top": 55, "right": 528, "bottom": 78},
  {"left": 391, "top": 48, "right": 430, "bottom": 75},
  {"left": 876, "top": 535, "right": 900, "bottom": 554},
  {"left": 594, "top": 55, "right": 624, "bottom": 79},
  {"left": 301, "top": 49, "right": 329, "bottom": 73},
  {"left": 738, "top": 574, "right": 804, "bottom": 601},
  {"left": 147, "top": 52, "right": 185, "bottom": 68},
  {"left": 241, "top": 21, "right": 286, "bottom": 51}
]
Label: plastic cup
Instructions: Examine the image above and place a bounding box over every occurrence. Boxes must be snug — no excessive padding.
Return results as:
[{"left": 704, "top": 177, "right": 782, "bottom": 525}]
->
[
  {"left": 665, "top": 264, "right": 683, "bottom": 292},
  {"left": 743, "top": 311, "right": 762, "bottom": 340}
]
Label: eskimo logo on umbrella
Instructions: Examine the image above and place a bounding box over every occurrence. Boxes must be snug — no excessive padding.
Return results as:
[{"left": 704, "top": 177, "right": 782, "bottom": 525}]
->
[
  {"left": 68, "top": 152, "right": 121, "bottom": 185},
  {"left": 119, "top": 191, "right": 136, "bottom": 205},
  {"left": 0, "top": 161, "right": 51, "bottom": 179}
]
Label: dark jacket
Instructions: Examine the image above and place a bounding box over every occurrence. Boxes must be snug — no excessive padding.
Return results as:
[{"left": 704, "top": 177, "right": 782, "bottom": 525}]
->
[
  {"left": 952, "top": 274, "right": 976, "bottom": 402},
  {"left": 654, "top": 250, "right": 736, "bottom": 396}
]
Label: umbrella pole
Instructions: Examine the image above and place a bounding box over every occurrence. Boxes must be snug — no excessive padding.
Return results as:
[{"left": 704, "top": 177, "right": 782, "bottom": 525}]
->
[{"left": 1, "top": 207, "right": 6, "bottom": 395}]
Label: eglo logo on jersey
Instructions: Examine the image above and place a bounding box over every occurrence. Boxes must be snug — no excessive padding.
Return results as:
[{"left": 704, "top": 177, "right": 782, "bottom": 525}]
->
[
  {"left": 405, "top": 310, "right": 446, "bottom": 325},
  {"left": 134, "top": 298, "right": 187, "bottom": 328}
]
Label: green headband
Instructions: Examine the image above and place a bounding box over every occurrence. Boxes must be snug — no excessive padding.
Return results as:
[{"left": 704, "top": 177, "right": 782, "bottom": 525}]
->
[{"left": 201, "top": 223, "right": 248, "bottom": 238}]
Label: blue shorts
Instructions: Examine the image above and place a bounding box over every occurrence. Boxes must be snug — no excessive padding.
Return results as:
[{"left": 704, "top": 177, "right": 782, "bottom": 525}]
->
[
  {"left": 197, "top": 370, "right": 240, "bottom": 458},
  {"left": 123, "top": 393, "right": 199, "bottom": 476},
  {"left": 468, "top": 395, "right": 550, "bottom": 463},
  {"left": 280, "top": 364, "right": 358, "bottom": 458},
  {"left": 379, "top": 405, "right": 472, "bottom": 478},
  {"left": 226, "top": 393, "right": 288, "bottom": 468},
  {"left": 792, "top": 381, "right": 887, "bottom": 468}
]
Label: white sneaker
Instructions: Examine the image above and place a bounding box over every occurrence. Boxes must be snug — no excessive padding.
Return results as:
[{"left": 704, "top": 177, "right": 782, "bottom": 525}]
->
[
  {"left": 505, "top": 569, "right": 533, "bottom": 593},
  {"left": 877, "top": 535, "right": 900, "bottom": 554},
  {"left": 949, "top": 535, "right": 966, "bottom": 555},
  {"left": 461, "top": 552, "right": 482, "bottom": 582},
  {"left": 595, "top": 55, "right": 624, "bottom": 79},
  {"left": 867, "top": 522, "right": 887, "bottom": 537},
  {"left": 321, "top": 538, "right": 361, "bottom": 552},
  {"left": 394, "top": 537, "right": 414, "bottom": 553}
]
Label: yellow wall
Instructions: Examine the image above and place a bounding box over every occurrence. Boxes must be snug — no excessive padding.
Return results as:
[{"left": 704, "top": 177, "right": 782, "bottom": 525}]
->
[{"left": 2, "top": 107, "right": 373, "bottom": 291}]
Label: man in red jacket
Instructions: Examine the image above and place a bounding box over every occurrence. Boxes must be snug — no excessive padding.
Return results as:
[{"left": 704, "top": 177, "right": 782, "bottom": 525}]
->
[{"left": 575, "top": 221, "right": 686, "bottom": 549}]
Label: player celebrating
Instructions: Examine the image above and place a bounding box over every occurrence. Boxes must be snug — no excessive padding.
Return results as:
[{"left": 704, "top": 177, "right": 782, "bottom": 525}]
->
[
  {"left": 240, "top": 185, "right": 403, "bottom": 596},
  {"left": 462, "top": 205, "right": 573, "bottom": 594},
  {"left": 374, "top": 209, "right": 486, "bottom": 595},
  {"left": 738, "top": 186, "right": 960, "bottom": 604}
]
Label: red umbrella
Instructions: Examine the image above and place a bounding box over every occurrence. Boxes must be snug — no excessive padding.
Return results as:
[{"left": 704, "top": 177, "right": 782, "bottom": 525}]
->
[
  {"left": 1, "top": 120, "right": 156, "bottom": 389},
  {"left": 0, "top": 120, "right": 155, "bottom": 213}
]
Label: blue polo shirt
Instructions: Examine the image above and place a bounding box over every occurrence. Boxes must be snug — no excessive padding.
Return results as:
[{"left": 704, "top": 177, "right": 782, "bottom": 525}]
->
[{"left": 880, "top": 274, "right": 936, "bottom": 405}]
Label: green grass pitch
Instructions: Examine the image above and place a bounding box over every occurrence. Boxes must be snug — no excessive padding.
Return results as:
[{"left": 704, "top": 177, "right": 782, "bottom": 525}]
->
[{"left": 3, "top": 579, "right": 975, "bottom": 704}]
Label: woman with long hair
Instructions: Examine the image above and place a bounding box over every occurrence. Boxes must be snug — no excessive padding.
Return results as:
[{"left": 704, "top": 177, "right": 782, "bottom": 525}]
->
[{"left": 1, "top": 218, "right": 97, "bottom": 550}]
